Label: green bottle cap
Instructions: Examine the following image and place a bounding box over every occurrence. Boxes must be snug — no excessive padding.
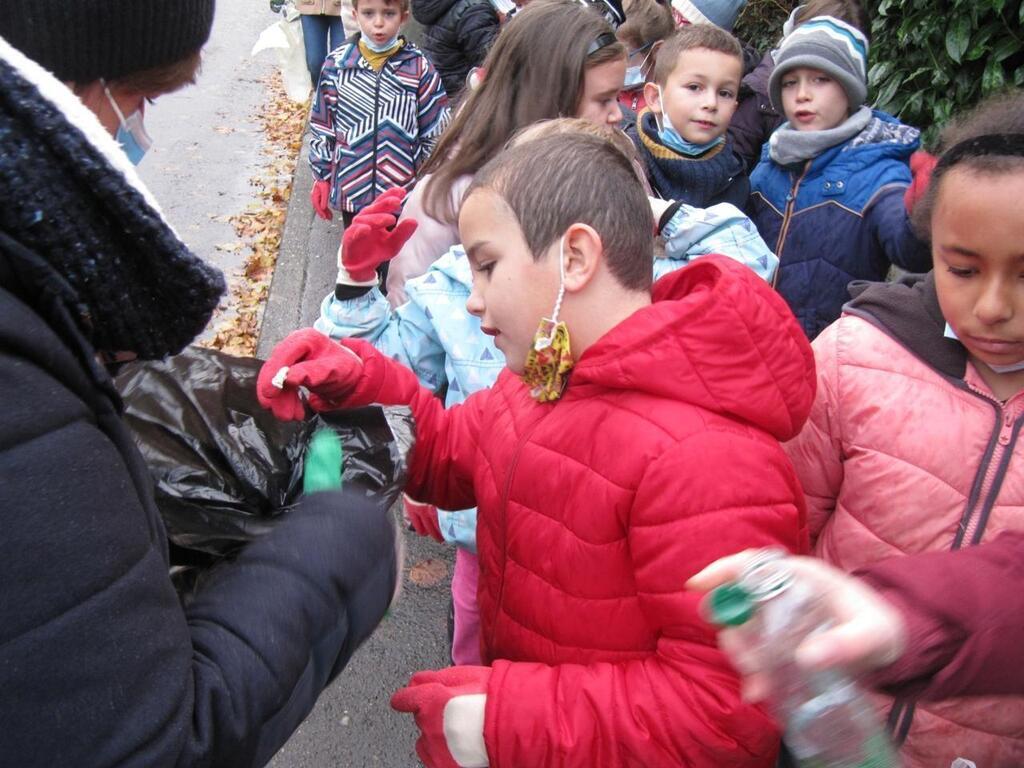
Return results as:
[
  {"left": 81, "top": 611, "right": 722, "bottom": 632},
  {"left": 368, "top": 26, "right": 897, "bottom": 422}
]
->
[
  {"left": 303, "top": 429, "right": 344, "bottom": 494},
  {"left": 706, "top": 581, "right": 757, "bottom": 627}
]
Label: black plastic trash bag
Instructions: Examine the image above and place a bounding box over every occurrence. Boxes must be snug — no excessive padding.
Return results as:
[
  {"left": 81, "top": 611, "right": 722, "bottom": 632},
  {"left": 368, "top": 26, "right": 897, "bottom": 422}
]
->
[{"left": 115, "top": 346, "right": 413, "bottom": 566}]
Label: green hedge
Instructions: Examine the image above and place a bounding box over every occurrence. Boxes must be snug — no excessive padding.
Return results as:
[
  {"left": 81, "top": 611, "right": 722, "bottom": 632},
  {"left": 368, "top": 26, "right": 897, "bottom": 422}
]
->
[{"left": 734, "top": 0, "right": 1024, "bottom": 145}]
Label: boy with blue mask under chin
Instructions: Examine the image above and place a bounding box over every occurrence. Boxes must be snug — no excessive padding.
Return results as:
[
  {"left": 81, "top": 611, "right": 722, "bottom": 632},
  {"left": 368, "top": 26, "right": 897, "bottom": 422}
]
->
[{"left": 626, "top": 24, "right": 749, "bottom": 209}]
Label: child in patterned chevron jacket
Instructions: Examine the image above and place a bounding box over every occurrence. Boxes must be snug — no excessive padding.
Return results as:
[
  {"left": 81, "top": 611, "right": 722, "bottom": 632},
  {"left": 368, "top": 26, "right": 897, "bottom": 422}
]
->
[{"left": 308, "top": 0, "right": 450, "bottom": 228}]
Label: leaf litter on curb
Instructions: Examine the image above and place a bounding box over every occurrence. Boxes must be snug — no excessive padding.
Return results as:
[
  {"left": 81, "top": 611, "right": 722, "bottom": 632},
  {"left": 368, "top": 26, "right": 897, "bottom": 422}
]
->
[{"left": 201, "top": 71, "right": 308, "bottom": 357}]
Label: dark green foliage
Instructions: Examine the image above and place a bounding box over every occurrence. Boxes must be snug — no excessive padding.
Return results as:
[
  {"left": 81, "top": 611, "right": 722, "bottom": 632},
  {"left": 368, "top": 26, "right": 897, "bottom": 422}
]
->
[{"left": 734, "top": 0, "right": 1024, "bottom": 145}]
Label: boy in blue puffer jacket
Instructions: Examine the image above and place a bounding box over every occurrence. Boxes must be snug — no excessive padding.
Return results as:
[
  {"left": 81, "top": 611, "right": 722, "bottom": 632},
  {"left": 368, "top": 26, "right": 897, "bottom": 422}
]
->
[
  {"left": 747, "top": 16, "right": 929, "bottom": 339},
  {"left": 315, "top": 120, "right": 779, "bottom": 668}
]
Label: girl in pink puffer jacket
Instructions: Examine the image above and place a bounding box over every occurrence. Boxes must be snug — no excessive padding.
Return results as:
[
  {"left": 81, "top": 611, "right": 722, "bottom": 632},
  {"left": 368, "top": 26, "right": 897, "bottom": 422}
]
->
[{"left": 784, "top": 92, "right": 1024, "bottom": 768}]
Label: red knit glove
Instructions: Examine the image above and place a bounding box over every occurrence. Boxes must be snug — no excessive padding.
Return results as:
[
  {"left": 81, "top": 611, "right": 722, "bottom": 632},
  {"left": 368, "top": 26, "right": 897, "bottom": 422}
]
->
[
  {"left": 256, "top": 328, "right": 364, "bottom": 420},
  {"left": 391, "top": 666, "right": 491, "bottom": 768},
  {"left": 311, "top": 179, "right": 333, "bottom": 221},
  {"left": 338, "top": 187, "right": 419, "bottom": 284},
  {"left": 403, "top": 494, "right": 443, "bottom": 542},
  {"left": 904, "top": 150, "right": 937, "bottom": 213}
]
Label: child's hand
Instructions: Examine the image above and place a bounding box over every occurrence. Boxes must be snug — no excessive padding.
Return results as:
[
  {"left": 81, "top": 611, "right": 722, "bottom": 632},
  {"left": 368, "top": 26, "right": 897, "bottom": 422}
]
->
[
  {"left": 311, "top": 180, "right": 333, "bottom": 220},
  {"left": 687, "top": 551, "right": 908, "bottom": 701},
  {"left": 338, "top": 188, "right": 418, "bottom": 285},
  {"left": 391, "top": 666, "right": 491, "bottom": 768},
  {"left": 403, "top": 494, "right": 444, "bottom": 542},
  {"left": 257, "top": 329, "right": 365, "bottom": 420}
]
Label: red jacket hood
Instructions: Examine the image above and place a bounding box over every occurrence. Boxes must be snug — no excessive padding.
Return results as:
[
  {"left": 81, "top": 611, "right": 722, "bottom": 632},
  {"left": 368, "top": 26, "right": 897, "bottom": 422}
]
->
[{"left": 571, "top": 256, "right": 816, "bottom": 442}]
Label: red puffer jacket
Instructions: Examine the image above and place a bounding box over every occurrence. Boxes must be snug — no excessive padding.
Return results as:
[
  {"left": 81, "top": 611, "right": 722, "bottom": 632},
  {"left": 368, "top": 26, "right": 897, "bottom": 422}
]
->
[{"left": 343, "top": 256, "right": 816, "bottom": 766}]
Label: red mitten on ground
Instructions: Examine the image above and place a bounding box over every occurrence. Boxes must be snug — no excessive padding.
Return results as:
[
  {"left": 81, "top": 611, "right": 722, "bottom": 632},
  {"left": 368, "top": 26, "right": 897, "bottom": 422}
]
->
[
  {"left": 392, "top": 666, "right": 491, "bottom": 768},
  {"left": 311, "top": 179, "right": 332, "bottom": 221},
  {"left": 905, "top": 151, "right": 937, "bottom": 213},
  {"left": 256, "top": 328, "right": 364, "bottom": 420},
  {"left": 338, "top": 187, "right": 419, "bottom": 284},
  {"left": 403, "top": 495, "right": 443, "bottom": 542}
]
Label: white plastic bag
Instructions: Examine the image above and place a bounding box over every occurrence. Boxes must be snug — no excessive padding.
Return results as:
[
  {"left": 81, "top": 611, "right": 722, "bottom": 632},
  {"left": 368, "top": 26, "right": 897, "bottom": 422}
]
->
[{"left": 252, "top": 8, "right": 312, "bottom": 102}]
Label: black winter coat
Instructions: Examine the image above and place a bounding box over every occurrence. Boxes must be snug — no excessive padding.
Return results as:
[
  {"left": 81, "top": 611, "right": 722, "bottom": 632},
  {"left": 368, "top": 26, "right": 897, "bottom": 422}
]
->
[
  {"left": 412, "top": 0, "right": 499, "bottom": 98},
  {"left": 0, "top": 236, "right": 398, "bottom": 766}
]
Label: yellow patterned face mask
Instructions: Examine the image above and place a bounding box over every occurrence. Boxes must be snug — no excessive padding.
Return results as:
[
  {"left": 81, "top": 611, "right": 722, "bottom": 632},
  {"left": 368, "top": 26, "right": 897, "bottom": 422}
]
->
[{"left": 523, "top": 237, "right": 574, "bottom": 402}]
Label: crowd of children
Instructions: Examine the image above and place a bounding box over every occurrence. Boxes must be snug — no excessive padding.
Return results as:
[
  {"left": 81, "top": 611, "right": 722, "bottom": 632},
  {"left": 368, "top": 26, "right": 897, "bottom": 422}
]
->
[{"left": 265, "top": 0, "right": 1024, "bottom": 764}]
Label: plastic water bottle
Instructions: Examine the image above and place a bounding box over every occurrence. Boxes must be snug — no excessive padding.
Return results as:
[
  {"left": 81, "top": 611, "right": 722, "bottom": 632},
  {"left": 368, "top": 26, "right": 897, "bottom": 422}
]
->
[{"left": 705, "top": 549, "right": 899, "bottom": 768}]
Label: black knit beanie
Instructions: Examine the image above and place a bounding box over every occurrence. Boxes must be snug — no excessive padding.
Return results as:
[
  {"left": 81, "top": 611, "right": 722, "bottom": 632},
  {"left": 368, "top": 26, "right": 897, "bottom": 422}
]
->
[{"left": 0, "top": 0, "right": 216, "bottom": 83}]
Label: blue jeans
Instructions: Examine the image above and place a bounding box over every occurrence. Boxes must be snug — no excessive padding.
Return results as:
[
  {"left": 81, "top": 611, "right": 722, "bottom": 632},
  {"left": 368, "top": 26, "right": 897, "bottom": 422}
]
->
[{"left": 301, "top": 14, "right": 347, "bottom": 87}]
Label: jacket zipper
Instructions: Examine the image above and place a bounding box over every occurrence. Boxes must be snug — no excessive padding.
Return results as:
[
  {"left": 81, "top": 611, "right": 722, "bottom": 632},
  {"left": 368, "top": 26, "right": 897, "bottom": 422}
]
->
[
  {"left": 370, "top": 64, "right": 383, "bottom": 203},
  {"left": 959, "top": 386, "right": 1022, "bottom": 545},
  {"left": 889, "top": 387, "right": 1022, "bottom": 747},
  {"left": 488, "top": 411, "right": 550, "bottom": 654},
  {"left": 771, "top": 162, "right": 810, "bottom": 289}
]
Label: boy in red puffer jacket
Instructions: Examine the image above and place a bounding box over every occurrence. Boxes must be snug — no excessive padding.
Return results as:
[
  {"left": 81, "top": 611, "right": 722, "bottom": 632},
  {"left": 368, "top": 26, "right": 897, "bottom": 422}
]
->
[{"left": 259, "top": 131, "right": 815, "bottom": 767}]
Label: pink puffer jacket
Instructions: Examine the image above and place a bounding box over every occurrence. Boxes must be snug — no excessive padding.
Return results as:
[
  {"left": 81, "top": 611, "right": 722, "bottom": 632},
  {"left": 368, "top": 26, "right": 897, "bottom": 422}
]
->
[{"left": 784, "top": 275, "right": 1024, "bottom": 767}]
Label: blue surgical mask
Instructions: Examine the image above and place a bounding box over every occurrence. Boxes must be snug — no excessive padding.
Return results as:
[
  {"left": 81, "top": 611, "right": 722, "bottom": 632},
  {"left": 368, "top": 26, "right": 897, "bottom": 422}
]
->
[
  {"left": 654, "top": 84, "right": 725, "bottom": 157},
  {"left": 362, "top": 34, "right": 400, "bottom": 53},
  {"left": 623, "top": 43, "right": 653, "bottom": 90},
  {"left": 623, "top": 65, "right": 645, "bottom": 89},
  {"left": 103, "top": 82, "right": 152, "bottom": 165}
]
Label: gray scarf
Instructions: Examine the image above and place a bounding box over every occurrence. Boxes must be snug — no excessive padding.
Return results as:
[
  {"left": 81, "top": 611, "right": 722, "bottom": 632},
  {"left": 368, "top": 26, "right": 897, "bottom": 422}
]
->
[{"left": 769, "top": 105, "right": 873, "bottom": 166}]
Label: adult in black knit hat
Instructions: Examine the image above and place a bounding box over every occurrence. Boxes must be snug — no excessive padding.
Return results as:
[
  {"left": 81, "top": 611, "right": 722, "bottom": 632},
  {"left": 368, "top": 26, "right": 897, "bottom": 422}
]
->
[{"left": 0, "top": 4, "right": 399, "bottom": 766}]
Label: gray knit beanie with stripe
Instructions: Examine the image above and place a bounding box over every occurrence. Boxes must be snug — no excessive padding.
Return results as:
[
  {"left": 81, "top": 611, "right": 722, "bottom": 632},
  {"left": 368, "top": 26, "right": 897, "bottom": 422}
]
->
[{"left": 768, "top": 16, "right": 869, "bottom": 113}]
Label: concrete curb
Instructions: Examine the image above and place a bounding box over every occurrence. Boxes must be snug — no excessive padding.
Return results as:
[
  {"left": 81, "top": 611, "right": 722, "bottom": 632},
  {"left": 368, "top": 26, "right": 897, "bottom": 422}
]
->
[{"left": 257, "top": 134, "right": 343, "bottom": 358}]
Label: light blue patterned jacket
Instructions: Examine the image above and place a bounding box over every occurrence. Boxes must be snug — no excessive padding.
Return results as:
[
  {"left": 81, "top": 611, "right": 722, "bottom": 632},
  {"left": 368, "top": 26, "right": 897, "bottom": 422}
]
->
[{"left": 315, "top": 202, "right": 777, "bottom": 549}]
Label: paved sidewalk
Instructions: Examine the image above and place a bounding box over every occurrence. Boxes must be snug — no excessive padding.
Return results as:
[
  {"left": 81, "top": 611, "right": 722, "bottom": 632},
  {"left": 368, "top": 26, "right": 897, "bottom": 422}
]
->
[{"left": 263, "top": 141, "right": 454, "bottom": 768}]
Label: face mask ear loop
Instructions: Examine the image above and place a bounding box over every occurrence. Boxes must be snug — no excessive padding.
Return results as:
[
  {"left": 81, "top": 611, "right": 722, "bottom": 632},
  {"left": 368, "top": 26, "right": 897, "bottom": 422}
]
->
[
  {"left": 640, "top": 47, "right": 654, "bottom": 78},
  {"left": 550, "top": 235, "right": 568, "bottom": 325},
  {"left": 654, "top": 85, "right": 666, "bottom": 133},
  {"left": 102, "top": 80, "right": 130, "bottom": 127}
]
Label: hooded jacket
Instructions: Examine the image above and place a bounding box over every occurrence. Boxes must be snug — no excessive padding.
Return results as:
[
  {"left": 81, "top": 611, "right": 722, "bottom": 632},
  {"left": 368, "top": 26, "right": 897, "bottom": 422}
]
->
[
  {"left": 0, "top": 37, "right": 398, "bottom": 766},
  {"left": 330, "top": 255, "right": 816, "bottom": 766},
  {"left": 784, "top": 274, "right": 1024, "bottom": 767},
  {"left": 315, "top": 204, "right": 778, "bottom": 548},
  {"left": 748, "top": 110, "right": 931, "bottom": 339},
  {"left": 412, "top": 0, "right": 499, "bottom": 98}
]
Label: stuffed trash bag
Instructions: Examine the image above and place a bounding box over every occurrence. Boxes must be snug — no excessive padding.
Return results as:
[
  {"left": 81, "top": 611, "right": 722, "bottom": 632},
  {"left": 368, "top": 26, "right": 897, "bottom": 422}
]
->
[{"left": 114, "top": 346, "right": 413, "bottom": 581}]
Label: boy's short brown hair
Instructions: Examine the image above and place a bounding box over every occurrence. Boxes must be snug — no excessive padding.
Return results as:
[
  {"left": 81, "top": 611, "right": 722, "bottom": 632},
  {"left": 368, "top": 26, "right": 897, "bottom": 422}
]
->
[
  {"left": 468, "top": 132, "right": 654, "bottom": 292},
  {"left": 617, "top": 0, "right": 674, "bottom": 50},
  {"left": 352, "top": 0, "right": 410, "bottom": 11},
  {"left": 509, "top": 118, "right": 652, "bottom": 195},
  {"left": 651, "top": 24, "right": 742, "bottom": 86}
]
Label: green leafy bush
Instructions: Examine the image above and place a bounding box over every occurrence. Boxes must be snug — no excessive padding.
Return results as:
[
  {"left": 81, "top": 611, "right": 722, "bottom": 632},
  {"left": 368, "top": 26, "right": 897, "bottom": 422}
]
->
[{"left": 734, "top": 0, "right": 1024, "bottom": 145}]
